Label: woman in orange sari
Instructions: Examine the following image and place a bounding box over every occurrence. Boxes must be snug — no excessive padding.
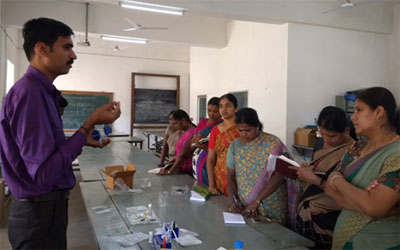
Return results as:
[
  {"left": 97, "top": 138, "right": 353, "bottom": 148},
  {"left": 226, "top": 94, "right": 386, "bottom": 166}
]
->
[{"left": 207, "top": 94, "right": 240, "bottom": 195}]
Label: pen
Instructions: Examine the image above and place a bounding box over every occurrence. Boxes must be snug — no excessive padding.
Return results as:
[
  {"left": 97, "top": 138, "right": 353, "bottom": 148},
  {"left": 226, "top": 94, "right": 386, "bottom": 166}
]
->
[{"left": 302, "top": 155, "right": 307, "bottom": 162}]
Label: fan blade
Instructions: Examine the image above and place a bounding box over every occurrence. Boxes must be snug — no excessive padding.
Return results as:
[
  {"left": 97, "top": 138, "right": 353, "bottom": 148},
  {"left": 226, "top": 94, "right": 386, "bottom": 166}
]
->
[
  {"left": 141, "top": 27, "right": 169, "bottom": 30},
  {"left": 123, "top": 27, "right": 138, "bottom": 31},
  {"left": 321, "top": 7, "right": 342, "bottom": 14},
  {"left": 353, "top": 0, "right": 376, "bottom": 7},
  {"left": 124, "top": 17, "right": 137, "bottom": 26}
]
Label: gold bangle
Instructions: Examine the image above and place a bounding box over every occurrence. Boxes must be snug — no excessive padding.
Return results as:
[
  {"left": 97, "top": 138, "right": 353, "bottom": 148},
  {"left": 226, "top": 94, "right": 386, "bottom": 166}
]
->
[
  {"left": 167, "top": 170, "right": 171, "bottom": 175},
  {"left": 330, "top": 175, "right": 343, "bottom": 192},
  {"left": 255, "top": 199, "right": 261, "bottom": 205}
]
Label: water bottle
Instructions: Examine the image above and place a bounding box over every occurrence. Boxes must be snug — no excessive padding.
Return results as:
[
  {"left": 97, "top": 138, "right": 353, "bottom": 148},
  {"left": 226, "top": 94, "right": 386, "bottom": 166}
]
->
[{"left": 234, "top": 240, "right": 244, "bottom": 250}]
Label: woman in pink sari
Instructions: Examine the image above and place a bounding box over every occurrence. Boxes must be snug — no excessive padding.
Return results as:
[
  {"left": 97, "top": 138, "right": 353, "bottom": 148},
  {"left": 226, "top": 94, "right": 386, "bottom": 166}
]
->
[{"left": 159, "top": 109, "right": 196, "bottom": 175}]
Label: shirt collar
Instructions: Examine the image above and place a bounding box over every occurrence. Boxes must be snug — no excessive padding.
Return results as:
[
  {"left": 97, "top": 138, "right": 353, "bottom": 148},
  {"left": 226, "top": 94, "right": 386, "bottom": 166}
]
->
[{"left": 27, "top": 65, "right": 59, "bottom": 95}]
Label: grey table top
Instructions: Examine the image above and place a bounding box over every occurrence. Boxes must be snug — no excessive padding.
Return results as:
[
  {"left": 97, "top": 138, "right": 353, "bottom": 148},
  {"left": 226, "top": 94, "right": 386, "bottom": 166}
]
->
[
  {"left": 110, "top": 136, "right": 144, "bottom": 143},
  {"left": 78, "top": 142, "right": 314, "bottom": 249},
  {"left": 78, "top": 142, "right": 160, "bottom": 182}
]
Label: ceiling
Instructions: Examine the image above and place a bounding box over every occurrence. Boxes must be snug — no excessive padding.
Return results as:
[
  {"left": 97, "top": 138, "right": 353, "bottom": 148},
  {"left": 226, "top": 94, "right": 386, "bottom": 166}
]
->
[{"left": 2, "top": 0, "right": 399, "bottom": 51}]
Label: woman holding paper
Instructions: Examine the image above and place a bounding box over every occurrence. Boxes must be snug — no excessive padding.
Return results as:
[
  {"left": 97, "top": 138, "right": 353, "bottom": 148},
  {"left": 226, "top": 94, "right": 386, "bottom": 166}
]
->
[
  {"left": 293, "top": 106, "right": 355, "bottom": 249},
  {"left": 226, "top": 108, "right": 289, "bottom": 225},
  {"left": 324, "top": 87, "right": 400, "bottom": 250}
]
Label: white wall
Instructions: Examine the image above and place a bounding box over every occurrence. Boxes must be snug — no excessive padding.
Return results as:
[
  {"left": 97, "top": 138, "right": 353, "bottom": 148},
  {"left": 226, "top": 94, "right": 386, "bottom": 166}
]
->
[
  {"left": 52, "top": 46, "right": 190, "bottom": 134},
  {"left": 190, "top": 21, "right": 289, "bottom": 141},
  {"left": 0, "top": 0, "right": 5, "bottom": 99},
  {"left": 391, "top": 4, "right": 400, "bottom": 102},
  {"left": 5, "top": 27, "right": 19, "bottom": 81},
  {"left": 286, "top": 23, "right": 392, "bottom": 149}
]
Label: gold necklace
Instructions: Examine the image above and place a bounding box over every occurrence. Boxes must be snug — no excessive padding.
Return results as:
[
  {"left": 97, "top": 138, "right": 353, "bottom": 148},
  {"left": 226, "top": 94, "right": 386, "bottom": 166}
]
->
[{"left": 360, "top": 135, "right": 399, "bottom": 157}]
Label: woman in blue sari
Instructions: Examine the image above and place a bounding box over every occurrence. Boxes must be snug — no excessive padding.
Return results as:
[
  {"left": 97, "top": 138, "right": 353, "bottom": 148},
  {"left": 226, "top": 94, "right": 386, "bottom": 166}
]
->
[{"left": 325, "top": 87, "right": 400, "bottom": 249}]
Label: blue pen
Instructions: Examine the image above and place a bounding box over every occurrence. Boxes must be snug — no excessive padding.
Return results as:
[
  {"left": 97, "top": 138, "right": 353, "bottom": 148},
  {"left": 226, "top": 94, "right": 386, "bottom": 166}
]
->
[{"left": 302, "top": 155, "right": 307, "bottom": 162}]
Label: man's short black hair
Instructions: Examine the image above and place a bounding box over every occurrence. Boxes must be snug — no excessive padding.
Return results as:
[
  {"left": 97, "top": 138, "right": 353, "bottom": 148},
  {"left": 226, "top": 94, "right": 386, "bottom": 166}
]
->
[{"left": 23, "top": 17, "right": 74, "bottom": 61}]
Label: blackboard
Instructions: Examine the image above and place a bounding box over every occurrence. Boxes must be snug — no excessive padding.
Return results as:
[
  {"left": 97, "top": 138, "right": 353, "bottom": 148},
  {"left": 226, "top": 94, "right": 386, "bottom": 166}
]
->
[
  {"left": 133, "top": 88, "right": 177, "bottom": 124},
  {"left": 61, "top": 91, "right": 113, "bottom": 130}
]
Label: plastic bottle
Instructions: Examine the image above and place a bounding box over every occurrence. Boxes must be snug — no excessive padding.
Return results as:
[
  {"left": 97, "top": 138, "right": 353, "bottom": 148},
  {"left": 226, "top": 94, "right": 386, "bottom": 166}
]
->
[
  {"left": 148, "top": 203, "right": 153, "bottom": 216},
  {"left": 234, "top": 240, "right": 244, "bottom": 250}
]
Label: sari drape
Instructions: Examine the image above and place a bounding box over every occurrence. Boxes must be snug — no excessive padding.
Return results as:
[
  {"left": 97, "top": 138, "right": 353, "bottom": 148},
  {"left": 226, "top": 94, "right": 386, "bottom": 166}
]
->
[
  {"left": 230, "top": 132, "right": 288, "bottom": 224},
  {"left": 295, "top": 141, "right": 352, "bottom": 249},
  {"left": 175, "top": 127, "right": 196, "bottom": 174},
  {"left": 212, "top": 125, "right": 239, "bottom": 195},
  {"left": 332, "top": 141, "right": 400, "bottom": 250},
  {"left": 192, "top": 119, "right": 222, "bottom": 185}
]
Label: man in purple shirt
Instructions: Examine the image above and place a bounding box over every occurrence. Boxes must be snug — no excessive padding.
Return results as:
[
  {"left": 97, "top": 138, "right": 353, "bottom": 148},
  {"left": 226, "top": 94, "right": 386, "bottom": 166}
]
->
[{"left": 0, "top": 18, "right": 121, "bottom": 249}]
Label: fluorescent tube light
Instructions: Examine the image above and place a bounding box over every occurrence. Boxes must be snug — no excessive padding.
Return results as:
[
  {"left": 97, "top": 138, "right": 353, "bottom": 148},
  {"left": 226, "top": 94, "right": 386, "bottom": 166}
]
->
[
  {"left": 119, "top": 1, "right": 185, "bottom": 16},
  {"left": 100, "top": 34, "right": 147, "bottom": 44}
]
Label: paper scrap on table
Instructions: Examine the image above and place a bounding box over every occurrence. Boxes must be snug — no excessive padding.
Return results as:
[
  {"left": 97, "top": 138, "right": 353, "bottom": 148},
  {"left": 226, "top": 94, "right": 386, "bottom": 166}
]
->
[
  {"left": 72, "top": 158, "right": 79, "bottom": 166},
  {"left": 223, "top": 212, "right": 246, "bottom": 224}
]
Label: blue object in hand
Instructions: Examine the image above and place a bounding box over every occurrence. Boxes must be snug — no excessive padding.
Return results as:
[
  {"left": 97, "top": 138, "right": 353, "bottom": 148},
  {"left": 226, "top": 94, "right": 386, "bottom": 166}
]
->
[
  {"left": 91, "top": 129, "right": 101, "bottom": 141},
  {"left": 103, "top": 125, "right": 112, "bottom": 136}
]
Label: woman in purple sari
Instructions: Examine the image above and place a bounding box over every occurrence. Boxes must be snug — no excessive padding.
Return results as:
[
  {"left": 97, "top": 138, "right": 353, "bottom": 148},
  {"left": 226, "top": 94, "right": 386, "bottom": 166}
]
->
[{"left": 192, "top": 97, "right": 222, "bottom": 185}]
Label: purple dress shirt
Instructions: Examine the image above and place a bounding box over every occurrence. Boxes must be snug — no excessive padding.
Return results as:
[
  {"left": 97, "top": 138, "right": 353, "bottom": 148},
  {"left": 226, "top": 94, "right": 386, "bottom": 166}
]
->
[{"left": 0, "top": 66, "right": 87, "bottom": 199}]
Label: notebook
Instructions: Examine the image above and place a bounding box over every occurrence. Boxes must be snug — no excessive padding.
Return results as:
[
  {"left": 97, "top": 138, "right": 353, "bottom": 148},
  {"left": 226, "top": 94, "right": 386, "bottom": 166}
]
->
[
  {"left": 272, "top": 155, "right": 300, "bottom": 180},
  {"left": 223, "top": 212, "right": 246, "bottom": 224}
]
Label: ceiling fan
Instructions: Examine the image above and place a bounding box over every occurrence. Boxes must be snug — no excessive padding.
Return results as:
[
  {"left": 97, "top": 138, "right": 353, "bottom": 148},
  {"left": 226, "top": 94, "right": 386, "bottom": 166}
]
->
[
  {"left": 322, "top": 0, "right": 374, "bottom": 14},
  {"left": 123, "top": 17, "right": 168, "bottom": 31}
]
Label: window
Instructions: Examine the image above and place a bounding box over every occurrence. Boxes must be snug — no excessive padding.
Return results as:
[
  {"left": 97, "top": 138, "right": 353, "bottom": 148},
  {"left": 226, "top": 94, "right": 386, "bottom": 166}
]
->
[
  {"left": 197, "top": 95, "right": 207, "bottom": 122},
  {"left": 230, "top": 91, "right": 248, "bottom": 109},
  {"left": 6, "top": 60, "right": 15, "bottom": 93}
]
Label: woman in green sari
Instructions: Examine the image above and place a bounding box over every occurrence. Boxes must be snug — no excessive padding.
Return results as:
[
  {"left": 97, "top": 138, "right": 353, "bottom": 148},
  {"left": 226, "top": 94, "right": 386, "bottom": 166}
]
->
[
  {"left": 226, "top": 108, "right": 288, "bottom": 225},
  {"left": 325, "top": 87, "right": 400, "bottom": 249}
]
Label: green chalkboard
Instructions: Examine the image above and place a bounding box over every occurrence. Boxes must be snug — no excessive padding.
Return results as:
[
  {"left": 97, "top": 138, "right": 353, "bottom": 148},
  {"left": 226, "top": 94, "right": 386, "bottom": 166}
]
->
[{"left": 61, "top": 91, "right": 113, "bottom": 130}]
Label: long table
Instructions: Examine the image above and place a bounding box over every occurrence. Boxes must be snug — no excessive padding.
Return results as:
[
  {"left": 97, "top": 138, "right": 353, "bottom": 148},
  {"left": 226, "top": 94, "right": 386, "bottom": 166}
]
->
[{"left": 79, "top": 142, "right": 314, "bottom": 249}]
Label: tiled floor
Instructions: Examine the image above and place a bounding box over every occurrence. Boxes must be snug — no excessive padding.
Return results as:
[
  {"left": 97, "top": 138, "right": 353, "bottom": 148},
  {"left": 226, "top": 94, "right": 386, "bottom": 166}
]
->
[{"left": 0, "top": 171, "right": 98, "bottom": 250}]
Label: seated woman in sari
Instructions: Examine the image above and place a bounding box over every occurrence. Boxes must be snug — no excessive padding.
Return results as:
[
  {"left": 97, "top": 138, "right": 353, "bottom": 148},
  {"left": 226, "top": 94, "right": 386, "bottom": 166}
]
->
[
  {"left": 159, "top": 110, "right": 196, "bottom": 175},
  {"left": 226, "top": 108, "right": 288, "bottom": 224},
  {"left": 192, "top": 97, "right": 222, "bottom": 185},
  {"left": 292, "top": 106, "right": 356, "bottom": 249},
  {"left": 324, "top": 87, "right": 400, "bottom": 250},
  {"left": 207, "top": 93, "right": 240, "bottom": 195}
]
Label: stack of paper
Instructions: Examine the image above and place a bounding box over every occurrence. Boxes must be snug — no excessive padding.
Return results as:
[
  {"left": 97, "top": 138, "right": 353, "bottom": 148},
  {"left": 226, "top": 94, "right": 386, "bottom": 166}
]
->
[{"left": 223, "top": 212, "right": 246, "bottom": 224}]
